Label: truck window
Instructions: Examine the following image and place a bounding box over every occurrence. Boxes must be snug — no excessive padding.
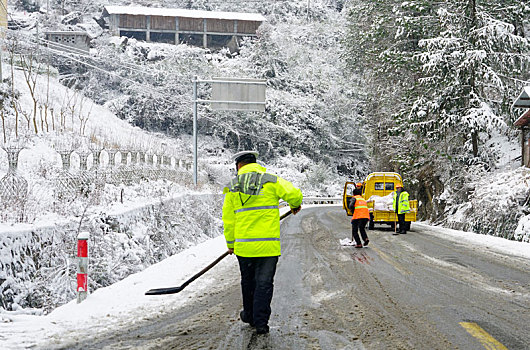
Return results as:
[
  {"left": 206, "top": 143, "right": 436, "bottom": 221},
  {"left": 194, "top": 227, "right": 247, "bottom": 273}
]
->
[
  {"left": 385, "top": 183, "right": 394, "bottom": 190},
  {"left": 374, "top": 182, "right": 384, "bottom": 190}
]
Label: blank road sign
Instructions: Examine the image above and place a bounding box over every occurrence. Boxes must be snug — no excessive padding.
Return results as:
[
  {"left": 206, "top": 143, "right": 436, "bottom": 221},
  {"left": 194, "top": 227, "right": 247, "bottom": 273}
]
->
[{"left": 211, "top": 77, "right": 266, "bottom": 112}]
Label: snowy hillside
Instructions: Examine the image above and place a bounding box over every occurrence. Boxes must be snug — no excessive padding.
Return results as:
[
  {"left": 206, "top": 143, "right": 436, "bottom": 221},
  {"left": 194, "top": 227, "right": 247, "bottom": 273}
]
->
[
  {"left": 0, "top": 63, "right": 231, "bottom": 312},
  {"left": 10, "top": 0, "right": 369, "bottom": 177},
  {"left": 443, "top": 167, "right": 530, "bottom": 243}
]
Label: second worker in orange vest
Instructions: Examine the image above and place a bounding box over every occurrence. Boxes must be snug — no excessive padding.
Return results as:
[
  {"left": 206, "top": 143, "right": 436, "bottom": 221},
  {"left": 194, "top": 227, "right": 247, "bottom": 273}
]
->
[{"left": 348, "top": 188, "right": 370, "bottom": 248}]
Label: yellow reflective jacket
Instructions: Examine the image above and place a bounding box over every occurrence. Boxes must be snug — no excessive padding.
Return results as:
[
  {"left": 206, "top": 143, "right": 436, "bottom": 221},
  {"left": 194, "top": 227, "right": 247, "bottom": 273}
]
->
[
  {"left": 393, "top": 191, "right": 411, "bottom": 214},
  {"left": 222, "top": 163, "right": 303, "bottom": 257}
]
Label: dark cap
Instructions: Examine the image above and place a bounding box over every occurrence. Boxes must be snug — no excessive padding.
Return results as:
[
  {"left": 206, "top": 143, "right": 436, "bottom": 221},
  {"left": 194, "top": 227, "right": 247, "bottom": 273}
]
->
[{"left": 232, "top": 150, "right": 259, "bottom": 165}]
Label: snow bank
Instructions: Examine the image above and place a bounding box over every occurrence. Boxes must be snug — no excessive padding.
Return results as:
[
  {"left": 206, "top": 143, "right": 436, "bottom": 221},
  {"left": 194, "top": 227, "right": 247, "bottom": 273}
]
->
[
  {"left": 0, "top": 192, "right": 224, "bottom": 313},
  {"left": 0, "top": 234, "right": 235, "bottom": 350},
  {"left": 444, "top": 167, "right": 530, "bottom": 242},
  {"left": 0, "top": 206, "right": 292, "bottom": 350},
  {"left": 514, "top": 215, "right": 530, "bottom": 242},
  {"left": 415, "top": 222, "right": 530, "bottom": 259}
]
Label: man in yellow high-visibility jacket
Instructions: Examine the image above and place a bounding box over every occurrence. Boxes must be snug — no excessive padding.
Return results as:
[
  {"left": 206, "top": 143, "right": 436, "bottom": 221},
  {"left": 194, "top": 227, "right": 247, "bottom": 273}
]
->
[
  {"left": 392, "top": 184, "right": 411, "bottom": 235},
  {"left": 222, "top": 150, "right": 303, "bottom": 335}
]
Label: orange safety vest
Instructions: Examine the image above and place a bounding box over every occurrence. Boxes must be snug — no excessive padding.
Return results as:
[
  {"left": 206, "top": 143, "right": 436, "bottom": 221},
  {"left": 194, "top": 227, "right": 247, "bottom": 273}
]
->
[{"left": 351, "top": 195, "right": 370, "bottom": 220}]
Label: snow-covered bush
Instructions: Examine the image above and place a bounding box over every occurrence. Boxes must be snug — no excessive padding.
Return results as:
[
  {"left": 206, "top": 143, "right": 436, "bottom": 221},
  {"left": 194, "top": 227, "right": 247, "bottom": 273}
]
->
[
  {"left": 0, "top": 193, "right": 223, "bottom": 312},
  {"left": 443, "top": 167, "right": 530, "bottom": 242},
  {"left": 514, "top": 215, "right": 530, "bottom": 242}
]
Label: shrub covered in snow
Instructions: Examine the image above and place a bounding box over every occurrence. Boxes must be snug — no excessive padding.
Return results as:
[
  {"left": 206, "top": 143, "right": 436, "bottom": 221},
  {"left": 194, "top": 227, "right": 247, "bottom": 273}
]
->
[
  {"left": 0, "top": 192, "right": 223, "bottom": 312},
  {"left": 443, "top": 167, "right": 530, "bottom": 242}
]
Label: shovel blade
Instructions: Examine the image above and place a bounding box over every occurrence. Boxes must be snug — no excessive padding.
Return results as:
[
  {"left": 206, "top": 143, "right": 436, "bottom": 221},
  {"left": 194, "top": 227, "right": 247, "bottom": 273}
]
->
[{"left": 145, "top": 286, "right": 184, "bottom": 295}]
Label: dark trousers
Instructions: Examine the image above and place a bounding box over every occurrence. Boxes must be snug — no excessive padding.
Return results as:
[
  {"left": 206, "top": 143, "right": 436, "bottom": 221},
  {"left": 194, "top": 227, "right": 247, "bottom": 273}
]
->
[
  {"left": 397, "top": 213, "right": 406, "bottom": 233},
  {"left": 236, "top": 255, "right": 278, "bottom": 328},
  {"left": 351, "top": 218, "right": 369, "bottom": 245}
]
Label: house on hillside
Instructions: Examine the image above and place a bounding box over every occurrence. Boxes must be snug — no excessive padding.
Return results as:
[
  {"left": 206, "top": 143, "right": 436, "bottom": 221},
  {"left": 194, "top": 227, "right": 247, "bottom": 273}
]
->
[
  {"left": 513, "top": 86, "right": 530, "bottom": 167},
  {"left": 45, "top": 31, "right": 91, "bottom": 52},
  {"left": 102, "top": 6, "right": 266, "bottom": 52}
]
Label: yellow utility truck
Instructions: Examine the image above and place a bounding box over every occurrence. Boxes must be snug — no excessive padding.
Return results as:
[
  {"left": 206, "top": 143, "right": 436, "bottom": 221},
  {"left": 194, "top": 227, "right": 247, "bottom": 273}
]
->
[{"left": 343, "top": 172, "right": 417, "bottom": 230}]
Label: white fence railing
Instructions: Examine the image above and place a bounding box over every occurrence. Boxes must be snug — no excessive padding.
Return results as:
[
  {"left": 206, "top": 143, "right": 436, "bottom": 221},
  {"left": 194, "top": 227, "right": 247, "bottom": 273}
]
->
[{"left": 280, "top": 197, "right": 342, "bottom": 208}]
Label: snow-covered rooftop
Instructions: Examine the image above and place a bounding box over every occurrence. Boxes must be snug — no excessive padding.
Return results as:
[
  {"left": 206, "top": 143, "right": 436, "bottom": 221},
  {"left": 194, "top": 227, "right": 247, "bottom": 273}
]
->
[
  {"left": 103, "top": 6, "right": 267, "bottom": 22},
  {"left": 514, "top": 108, "right": 530, "bottom": 127},
  {"left": 513, "top": 86, "right": 530, "bottom": 108}
]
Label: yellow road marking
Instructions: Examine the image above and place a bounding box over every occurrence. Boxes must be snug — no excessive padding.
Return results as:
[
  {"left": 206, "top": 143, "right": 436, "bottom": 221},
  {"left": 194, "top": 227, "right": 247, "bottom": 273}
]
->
[
  {"left": 371, "top": 246, "right": 412, "bottom": 275},
  {"left": 459, "top": 322, "right": 508, "bottom": 350}
]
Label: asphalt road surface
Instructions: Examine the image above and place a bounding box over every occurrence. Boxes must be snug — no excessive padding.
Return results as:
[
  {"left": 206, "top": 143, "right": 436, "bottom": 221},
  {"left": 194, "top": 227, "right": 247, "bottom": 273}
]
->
[{"left": 46, "top": 206, "right": 529, "bottom": 350}]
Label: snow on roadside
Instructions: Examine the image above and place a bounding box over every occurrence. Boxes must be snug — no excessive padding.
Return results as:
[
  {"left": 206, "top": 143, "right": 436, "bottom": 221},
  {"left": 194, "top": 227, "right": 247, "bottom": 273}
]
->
[
  {"left": 444, "top": 166, "right": 530, "bottom": 242},
  {"left": 0, "top": 235, "right": 236, "bottom": 350},
  {"left": 415, "top": 222, "right": 530, "bottom": 259}
]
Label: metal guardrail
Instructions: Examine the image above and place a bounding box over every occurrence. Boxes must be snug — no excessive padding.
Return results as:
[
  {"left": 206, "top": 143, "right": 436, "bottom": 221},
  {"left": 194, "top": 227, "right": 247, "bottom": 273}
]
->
[{"left": 280, "top": 197, "right": 342, "bottom": 208}]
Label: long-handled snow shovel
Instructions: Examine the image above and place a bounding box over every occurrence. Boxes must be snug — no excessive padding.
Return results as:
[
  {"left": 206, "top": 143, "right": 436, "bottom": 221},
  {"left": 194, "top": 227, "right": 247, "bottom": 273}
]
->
[
  {"left": 392, "top": 214, "right": 399, "bottom": 235},
  {"left": 145, "top": 209, "right": 294, "bottom": 295}
]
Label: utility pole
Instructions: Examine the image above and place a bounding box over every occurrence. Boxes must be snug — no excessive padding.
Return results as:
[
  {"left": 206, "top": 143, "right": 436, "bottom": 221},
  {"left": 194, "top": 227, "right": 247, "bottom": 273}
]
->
[
  {"left": 0, "top": 38, "right": 3, "bottom": 82},
  {"left": 0, "top": 0, "right": 8, "bottom": 82}
]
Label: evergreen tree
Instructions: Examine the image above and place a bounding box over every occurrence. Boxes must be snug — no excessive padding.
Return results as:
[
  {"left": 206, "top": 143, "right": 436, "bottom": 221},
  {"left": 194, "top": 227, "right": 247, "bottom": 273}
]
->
[
  {"left": 344, "top": 0, "right": 530, "bottom": 220},
  {"left": 343, "top": 0, "right": 436, "bottom": 171},
  {"left": 406, "top": 0, "right": 530, "bottom": 159}
]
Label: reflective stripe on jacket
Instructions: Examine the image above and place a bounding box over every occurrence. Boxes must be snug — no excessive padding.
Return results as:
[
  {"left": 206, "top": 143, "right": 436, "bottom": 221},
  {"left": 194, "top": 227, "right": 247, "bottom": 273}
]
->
[
  {"left": 351, "top": 195, "right": 370, "bottom": 220},
  {"left": 393, "top": 191, "right": 411, "bottom": 214},
  {"left": 222, "top": 163, "right": 303, "bottom": 257}
]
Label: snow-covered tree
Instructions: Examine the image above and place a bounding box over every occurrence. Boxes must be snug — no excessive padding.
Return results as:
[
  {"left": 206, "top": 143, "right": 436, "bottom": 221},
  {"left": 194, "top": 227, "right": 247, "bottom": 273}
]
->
[
  {"left": 344, "top": 0, "right": 530, "bottom": 221},
  {"left": 343, "top": 0, "right": 437, "bottom": 173},
  {"left": 406, "top": 0, "right": 530, "bottom": 159}
]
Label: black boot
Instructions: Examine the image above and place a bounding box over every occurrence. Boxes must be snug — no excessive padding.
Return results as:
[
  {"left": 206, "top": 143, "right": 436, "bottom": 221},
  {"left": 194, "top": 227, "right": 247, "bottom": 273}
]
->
[
  {"left": 240, "top": 310, "right": 254, "bottom": 327},
  {"left": 256, "top": 325, "right": 269, "bottom": 334}
]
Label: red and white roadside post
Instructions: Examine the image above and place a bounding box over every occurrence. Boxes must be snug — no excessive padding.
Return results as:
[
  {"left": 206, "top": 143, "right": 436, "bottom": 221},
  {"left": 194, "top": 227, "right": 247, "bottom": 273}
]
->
[{"left": 77, "top": 231, "right": 90, "bottom": 303}]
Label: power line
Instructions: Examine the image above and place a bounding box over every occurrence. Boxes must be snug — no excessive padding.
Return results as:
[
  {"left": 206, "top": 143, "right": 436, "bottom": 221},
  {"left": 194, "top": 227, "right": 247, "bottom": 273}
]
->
[
  {"left": 14, "top": 29, "right": 194, "bottom": 80},
  {"left": 0, "top": 1, "right": 183, "bottom": 81},
  {"left": 41, "top": 37, "right": 169, "bottom": 76},
  {"left": 9, "top": 34, "right": 194, "bottom": 102},
  {"left": 7, "top": 29, "right": 199, "bottom": 92}
]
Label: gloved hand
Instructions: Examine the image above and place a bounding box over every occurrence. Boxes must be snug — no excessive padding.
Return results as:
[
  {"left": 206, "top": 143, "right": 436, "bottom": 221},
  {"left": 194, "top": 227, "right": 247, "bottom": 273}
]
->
[{"left": 292, "top": 206, "right": 302, "bottom": 215}]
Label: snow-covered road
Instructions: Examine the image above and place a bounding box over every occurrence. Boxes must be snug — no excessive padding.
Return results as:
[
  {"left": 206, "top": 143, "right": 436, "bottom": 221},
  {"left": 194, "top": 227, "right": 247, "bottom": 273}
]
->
[{"left": 1, "top": 206, "right": 529, "bottom": 349}]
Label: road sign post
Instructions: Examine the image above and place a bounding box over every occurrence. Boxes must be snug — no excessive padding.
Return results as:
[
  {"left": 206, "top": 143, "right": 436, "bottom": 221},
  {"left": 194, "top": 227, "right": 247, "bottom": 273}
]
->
[
  {"left": 192, "top": 77, "right": 266, "bottom": 185},
  {"left": 193, "top": 76, "right": 198, "bottom": 185}
]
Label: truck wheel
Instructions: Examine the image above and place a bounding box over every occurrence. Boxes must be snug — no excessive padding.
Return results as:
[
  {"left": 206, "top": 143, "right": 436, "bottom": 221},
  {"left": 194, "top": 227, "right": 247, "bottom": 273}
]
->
[{"left": 369, "top": 215, "right": 374, "bottom": 230}]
